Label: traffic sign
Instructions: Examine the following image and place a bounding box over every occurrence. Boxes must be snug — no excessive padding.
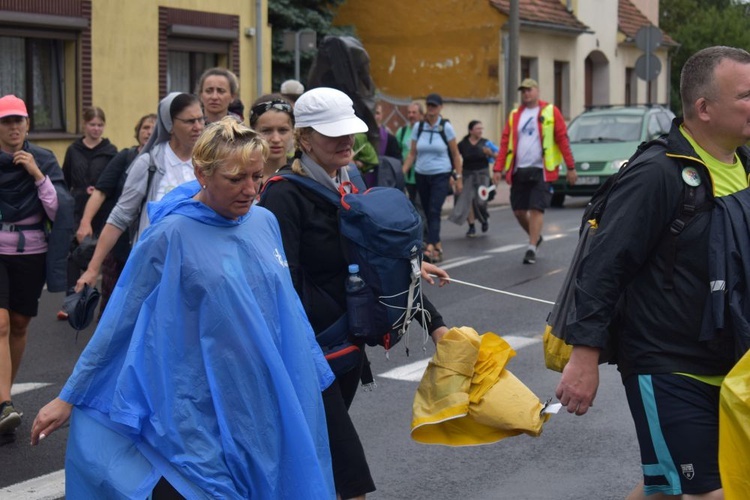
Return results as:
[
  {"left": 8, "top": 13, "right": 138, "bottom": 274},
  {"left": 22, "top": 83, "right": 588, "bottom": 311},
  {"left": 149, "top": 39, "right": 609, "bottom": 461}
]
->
[
  {"left": 635, "top": 53, "right": 661, "bottom": 81},
  {"left": 635, "top": 25, "right": 662, "bottom": 52}
]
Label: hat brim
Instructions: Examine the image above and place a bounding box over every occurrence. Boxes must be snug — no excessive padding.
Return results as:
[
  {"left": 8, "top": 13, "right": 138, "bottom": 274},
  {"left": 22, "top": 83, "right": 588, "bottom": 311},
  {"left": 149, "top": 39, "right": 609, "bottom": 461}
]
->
[
  {"left": 309, "top": 115, "right": 369, "bottom": 137},
  {"left": 0, "top": 111, "right": 28, "bottom": 119}
]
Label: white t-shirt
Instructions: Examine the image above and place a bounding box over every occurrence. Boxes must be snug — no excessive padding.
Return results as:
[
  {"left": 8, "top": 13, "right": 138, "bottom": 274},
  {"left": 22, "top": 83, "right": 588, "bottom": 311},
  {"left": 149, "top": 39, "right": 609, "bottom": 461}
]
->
[
  {"left": 156, "top": 144, "right": 196, "bottom": 201},
  {"left": 515, "top": 106, "right": 543, "bottom": 169}
]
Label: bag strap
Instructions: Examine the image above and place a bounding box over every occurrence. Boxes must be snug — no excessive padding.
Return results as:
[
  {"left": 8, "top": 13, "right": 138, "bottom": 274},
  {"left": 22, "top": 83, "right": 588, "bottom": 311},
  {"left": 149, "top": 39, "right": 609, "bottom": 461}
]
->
[{"left": 130, "top": 153, "right": 158, "bottom": 245}]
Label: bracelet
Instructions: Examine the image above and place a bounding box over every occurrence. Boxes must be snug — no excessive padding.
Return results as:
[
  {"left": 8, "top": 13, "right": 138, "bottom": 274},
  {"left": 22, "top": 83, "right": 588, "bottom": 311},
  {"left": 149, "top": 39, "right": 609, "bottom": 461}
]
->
[{"left": 454, "top": 174, "right": 462, "bottom": 179}]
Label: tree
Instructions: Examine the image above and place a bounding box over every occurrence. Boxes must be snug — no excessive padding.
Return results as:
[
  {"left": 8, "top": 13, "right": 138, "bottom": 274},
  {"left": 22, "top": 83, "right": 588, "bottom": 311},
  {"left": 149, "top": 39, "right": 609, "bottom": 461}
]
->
[
  {"left": 267, "top": 0, "right": 354, "bottom": 92},
  {"left": 661, "top": 0, "right": 750, "bottom": 111}
]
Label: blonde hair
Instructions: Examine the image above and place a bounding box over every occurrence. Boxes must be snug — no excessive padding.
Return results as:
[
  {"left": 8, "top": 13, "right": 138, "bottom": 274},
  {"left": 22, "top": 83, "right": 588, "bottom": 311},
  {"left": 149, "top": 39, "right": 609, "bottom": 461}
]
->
[
  {"left": 290, "top": 127, "right": 314, "bottom": 175},
  {"left": 192, "top": 116, "right": 268, "bottom": 178}
]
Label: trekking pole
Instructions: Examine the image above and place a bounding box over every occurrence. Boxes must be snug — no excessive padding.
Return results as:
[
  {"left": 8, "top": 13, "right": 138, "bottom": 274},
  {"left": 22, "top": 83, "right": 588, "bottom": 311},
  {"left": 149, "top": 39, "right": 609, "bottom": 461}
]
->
[{"left": 428, "top": 275, "right": 554, "bottom": 305}]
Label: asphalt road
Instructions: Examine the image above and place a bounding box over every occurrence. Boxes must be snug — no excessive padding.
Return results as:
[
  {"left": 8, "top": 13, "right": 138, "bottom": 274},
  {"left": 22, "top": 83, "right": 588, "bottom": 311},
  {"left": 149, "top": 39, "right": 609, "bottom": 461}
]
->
[{"left": 1, "top": 195, "right": 642, "bottom": 499}]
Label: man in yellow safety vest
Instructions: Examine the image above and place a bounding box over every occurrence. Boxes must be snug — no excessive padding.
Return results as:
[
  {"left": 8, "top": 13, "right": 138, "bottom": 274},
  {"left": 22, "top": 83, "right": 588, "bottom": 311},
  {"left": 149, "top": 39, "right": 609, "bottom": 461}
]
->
[{"left": 493, "top": 78, "right": 577, "bottom": 264}]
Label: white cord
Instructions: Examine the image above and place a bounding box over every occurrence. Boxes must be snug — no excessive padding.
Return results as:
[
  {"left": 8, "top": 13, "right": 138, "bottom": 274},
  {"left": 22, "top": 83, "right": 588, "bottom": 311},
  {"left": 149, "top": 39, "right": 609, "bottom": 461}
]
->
[{"left": 429, "top": 275, "right": 555, "bottom": 305}]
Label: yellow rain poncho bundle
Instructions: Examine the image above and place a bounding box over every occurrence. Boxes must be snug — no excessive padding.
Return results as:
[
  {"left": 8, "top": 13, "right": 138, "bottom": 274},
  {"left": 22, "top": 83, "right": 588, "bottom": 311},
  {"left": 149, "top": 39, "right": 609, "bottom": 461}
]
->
[
  {"left": 411, "top": 327, "right": 554, "bottom": 446},
  {"left": 719, "top": 349, "right": 750, "bottom": 499}
]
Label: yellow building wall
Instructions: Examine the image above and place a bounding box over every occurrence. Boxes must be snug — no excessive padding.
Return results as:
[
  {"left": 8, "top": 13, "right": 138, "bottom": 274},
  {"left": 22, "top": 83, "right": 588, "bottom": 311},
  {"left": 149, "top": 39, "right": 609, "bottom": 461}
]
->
[
  {"left": 334, "top": 0, "right": 504, "bottom": 100},
  {"left": 39, "top": 0, "right": 266, "bottom": 162}
]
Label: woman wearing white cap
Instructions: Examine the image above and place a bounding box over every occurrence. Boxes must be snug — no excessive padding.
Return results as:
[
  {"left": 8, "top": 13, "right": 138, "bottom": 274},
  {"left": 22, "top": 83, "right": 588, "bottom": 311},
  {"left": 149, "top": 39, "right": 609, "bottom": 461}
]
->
[{"left": 260, "top": 87, "right": 450, "bottom": 500}]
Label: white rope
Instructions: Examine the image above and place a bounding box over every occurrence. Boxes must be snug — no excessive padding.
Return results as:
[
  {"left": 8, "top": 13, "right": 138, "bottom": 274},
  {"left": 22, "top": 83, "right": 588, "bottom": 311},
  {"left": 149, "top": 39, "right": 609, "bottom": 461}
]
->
[{"left": 430, "top": 275, "right": 555, "bottom": 306}]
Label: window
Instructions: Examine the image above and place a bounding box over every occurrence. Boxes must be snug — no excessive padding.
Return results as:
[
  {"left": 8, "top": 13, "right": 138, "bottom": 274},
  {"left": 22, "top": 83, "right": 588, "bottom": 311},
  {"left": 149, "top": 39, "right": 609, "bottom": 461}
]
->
[
  {"left": 554, "top": 60, "right": 570, "bottom": 119},
  {"left": 159, "top": 7, "right": 240, "bottom": 97},
  {"left": 0, "top": 36, "right": 65, "bottom": 130},
  {"left": 625, "top": 68, "right": 637, "bottom": 106},
  {"left": 0, "top": 2, "right": 90, "bottom": 134},
  {"left": 167, "top": 52, "right": 219, "bottom": 94}
]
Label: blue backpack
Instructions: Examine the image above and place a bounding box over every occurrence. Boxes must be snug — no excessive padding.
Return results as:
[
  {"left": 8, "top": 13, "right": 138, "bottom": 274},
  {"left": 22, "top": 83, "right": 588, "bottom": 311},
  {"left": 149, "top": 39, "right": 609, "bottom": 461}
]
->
[{"left": 262, "top": 170, "right": 424, "bottom": 374}]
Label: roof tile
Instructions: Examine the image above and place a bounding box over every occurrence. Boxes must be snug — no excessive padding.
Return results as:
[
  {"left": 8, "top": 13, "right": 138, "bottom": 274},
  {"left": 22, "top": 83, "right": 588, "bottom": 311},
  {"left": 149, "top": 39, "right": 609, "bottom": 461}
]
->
[
  {"left": 618, "top": 0, "right": 677, "bottom": 46},
  {"left": 490, "top": 0, "right": 590, "bottom": 33}
]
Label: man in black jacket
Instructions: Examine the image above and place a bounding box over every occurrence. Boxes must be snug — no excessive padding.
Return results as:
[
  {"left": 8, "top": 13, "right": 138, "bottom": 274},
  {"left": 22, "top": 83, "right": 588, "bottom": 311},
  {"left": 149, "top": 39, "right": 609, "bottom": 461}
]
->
[{"left": 556, "top": 46, "right": 750, "bottom": 499}]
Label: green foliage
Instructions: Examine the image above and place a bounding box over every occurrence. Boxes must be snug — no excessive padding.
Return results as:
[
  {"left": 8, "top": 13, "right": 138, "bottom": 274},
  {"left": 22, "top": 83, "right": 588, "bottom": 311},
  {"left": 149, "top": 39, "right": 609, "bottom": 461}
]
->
[
  {"left": 661, "top": 0, "right": 750, "bottom": 111},
  {"left": 268, "top": 0, "right": 354, "bottom": 93}
]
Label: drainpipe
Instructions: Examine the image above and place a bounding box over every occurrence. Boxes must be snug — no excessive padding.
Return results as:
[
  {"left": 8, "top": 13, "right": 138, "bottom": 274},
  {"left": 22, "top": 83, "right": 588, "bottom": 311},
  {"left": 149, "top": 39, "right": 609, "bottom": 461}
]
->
[{"left": 256, "top": 0, "right": 264, "bottom": 97}]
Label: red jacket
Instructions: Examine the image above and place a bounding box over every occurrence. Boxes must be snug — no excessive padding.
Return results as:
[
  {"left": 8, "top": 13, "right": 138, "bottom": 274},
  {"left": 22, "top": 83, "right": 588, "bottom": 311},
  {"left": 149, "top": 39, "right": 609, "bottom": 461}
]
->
[{"left": 496, "top": 100, "right": 575, "bottom": 184}]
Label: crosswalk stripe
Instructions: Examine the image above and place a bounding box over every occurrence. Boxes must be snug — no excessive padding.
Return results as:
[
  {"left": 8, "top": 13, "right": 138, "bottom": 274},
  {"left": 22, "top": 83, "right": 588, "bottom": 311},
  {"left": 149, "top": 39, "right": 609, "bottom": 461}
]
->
[
  {"left": 378, "top": 335, "right": 541, "bottom": 382},
  {"left": 1, "top": 469, "right": 65, "bottom": 500},
  {"left": 11, "top": 382, "right": 54, "bottom": 396}
]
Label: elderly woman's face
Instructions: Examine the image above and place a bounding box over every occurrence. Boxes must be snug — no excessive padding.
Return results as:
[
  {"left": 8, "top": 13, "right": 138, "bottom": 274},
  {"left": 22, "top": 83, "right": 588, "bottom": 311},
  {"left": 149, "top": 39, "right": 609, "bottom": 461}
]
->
[
  {"left": 171, "top": 103, "right": 205, "bottom": 149},
  {"left": 303, "top": 131, "right": 355, "bottom": 173},
  {"left": 0, "top": 115, "right": 29, "bottom": 153},
  {"left": 198, "top": 149, "right": 264, "bottom": 220}
]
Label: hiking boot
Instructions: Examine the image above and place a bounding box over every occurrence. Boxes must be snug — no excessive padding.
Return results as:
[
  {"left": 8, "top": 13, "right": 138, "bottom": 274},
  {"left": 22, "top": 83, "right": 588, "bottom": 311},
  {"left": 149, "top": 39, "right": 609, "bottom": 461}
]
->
[
  {"left": 0, "top": 401, "right": 21, "bottom": 434},
  {"left": 466, "top": 224, "right": 476, "bottom": 238},
  {"left": 481, "top": 220, "right": 489, "bottom": 233},
  {"left": 523, "top": 249, "right": 536, "bottom": 265}
]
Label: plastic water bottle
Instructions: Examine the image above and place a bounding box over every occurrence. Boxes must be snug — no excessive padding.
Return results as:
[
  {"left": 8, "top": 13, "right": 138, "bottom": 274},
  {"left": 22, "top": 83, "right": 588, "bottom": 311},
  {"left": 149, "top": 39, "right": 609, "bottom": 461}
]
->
[
  {"left": 346, "top": 264, "right": 374, "bottom": 340},
  {"left": 345, "top": 264, "right": 366, "bottom": 294}
]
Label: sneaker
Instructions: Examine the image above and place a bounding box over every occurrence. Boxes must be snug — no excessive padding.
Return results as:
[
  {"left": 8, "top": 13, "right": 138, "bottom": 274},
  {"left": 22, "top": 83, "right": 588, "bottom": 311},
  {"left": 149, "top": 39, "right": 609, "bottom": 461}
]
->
[
  {"left": 0, "top": 401, "right": 21, "bottom": 434},
  {"left": 466, "top": 224, "right": 477, "bottom": 238},
  {"left": 481, "top": 221, "right": 489, "bottom": 233},
  {"left": 56, "top": 310, "right": 69, "bottom": 321},
  {"left": 523, "top": 249, "right": 536, "bottom": 265}
]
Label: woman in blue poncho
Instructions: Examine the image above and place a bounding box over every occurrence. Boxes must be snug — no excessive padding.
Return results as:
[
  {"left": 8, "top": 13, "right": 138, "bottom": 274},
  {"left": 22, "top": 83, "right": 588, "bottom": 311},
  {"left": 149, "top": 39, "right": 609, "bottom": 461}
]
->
[{"left": 30, "top": 117, "right": 336, "bottom": 499}]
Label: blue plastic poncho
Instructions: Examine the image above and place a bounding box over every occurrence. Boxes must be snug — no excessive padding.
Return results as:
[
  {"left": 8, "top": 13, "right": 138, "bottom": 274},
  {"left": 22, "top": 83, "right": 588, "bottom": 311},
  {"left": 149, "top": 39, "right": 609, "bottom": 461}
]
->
[{"left": 59, "top": 180, "right": 336, "bottom": 499}]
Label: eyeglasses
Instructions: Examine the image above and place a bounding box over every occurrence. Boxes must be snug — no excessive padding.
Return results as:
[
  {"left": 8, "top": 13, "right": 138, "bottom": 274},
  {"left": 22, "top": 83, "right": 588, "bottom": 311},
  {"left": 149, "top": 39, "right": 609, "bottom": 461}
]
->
[
  {"left": 250, "top": 100, "right": 293, "bottom": 119},
  {"left": 174, "top": 116, "right": 206, "bottom": 126}
]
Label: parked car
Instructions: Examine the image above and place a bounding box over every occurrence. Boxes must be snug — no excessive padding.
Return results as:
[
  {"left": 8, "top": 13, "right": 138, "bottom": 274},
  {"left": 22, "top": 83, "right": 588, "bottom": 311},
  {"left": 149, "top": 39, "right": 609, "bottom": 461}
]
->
[{"left": 551, "top": 105, "right": 675, "bottom": 207}]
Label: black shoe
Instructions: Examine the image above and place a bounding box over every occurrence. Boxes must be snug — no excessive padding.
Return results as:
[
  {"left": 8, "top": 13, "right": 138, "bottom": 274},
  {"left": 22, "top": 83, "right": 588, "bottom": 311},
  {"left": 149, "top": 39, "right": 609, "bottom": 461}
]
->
[
  {"left": 523, "top": 249, "right": 536, "bottom": 264},
  {"left": 466, "top": 225, "right": 477, "bottom": 238},
  {"left": 0, "top": 401, "right": 21, "bottom": 435},
  {"left": 481, "top": 221, "right": 489, "bottom": 233}
]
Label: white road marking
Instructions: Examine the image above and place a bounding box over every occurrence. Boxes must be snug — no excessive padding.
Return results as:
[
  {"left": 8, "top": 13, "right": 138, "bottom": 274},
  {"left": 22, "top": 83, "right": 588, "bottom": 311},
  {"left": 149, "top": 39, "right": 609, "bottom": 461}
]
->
[
  {"left": 11, "top": 382, "right": 53, "bottom": 396},
  {"left": 378, "top": 335, "right": 541, "bottom": 382},
  {"left": 487, "top": 243, "right": 526, "bottom": 254},
  {"left": 439, "top": 255, "right": 492, "bottom": 271},
  {"left": 1, "top": 469, "right": 65, "bottom": 500}
]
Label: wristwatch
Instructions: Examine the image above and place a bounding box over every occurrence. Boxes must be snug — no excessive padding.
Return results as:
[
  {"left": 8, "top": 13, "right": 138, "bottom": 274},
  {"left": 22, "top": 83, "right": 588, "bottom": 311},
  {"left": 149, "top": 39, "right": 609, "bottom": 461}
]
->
[{"left": 454, "top": 174, "right": 462, "bottom": 179}]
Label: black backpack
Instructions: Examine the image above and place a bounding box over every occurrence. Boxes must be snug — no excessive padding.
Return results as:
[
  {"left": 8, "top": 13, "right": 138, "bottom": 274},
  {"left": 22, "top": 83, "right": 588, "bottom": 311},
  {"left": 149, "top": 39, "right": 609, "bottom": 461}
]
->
[
  {"left": 415, "top": 118, "right": 453, "bottom": 163},
  {"left": 543, "top": 137, "right": 709, "bottom": 371}
]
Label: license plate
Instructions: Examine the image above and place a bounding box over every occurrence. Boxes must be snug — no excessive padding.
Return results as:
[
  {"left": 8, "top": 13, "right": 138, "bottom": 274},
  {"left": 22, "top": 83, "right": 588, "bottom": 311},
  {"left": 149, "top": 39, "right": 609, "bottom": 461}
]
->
[{"left": 577, "top": 176, "right": 600, "bottom": 185}]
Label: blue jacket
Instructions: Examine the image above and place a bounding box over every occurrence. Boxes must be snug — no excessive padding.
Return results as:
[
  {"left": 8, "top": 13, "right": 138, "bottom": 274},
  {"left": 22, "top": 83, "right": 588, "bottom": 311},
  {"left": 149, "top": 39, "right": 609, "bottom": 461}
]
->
[{"left": 60, "top": 180, "right": 335, "bottom": 499}]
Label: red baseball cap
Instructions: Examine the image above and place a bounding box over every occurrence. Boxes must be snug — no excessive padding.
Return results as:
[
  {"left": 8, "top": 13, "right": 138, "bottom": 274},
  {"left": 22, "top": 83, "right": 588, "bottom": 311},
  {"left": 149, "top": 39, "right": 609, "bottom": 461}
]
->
[{"left": 0, "top": 95, "right": 29, "bottom": 119}]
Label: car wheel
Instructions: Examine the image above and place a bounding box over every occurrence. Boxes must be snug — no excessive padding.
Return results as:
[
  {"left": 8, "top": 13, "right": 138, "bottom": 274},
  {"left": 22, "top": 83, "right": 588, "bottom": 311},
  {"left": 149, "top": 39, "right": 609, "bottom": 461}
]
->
[{"left": 551, "top": 192, "right": 565, "bottom": 208}]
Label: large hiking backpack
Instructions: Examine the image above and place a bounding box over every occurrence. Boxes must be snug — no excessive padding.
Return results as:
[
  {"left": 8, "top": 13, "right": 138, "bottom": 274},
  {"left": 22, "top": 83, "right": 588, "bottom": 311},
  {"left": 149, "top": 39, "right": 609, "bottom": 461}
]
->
[
  {"left": 261, "top": 173, "right": 424, "bottom": 372},
  {"left": 543, "top": 137, "right": 709, "bottom": 372}
]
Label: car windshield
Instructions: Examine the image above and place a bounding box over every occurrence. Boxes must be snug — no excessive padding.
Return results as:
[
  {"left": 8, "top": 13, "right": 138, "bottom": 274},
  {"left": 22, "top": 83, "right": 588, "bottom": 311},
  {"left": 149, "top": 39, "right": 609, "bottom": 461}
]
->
[{"left": 568, "top": 113, "right": 643, "bottom": 142}]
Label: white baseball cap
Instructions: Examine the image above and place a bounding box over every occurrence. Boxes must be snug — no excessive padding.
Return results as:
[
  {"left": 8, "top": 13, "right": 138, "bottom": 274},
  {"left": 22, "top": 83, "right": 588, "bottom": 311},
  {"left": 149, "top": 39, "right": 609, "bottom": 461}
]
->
[{"left": 293, "top": 87, "right": 368, "bottom": 137}]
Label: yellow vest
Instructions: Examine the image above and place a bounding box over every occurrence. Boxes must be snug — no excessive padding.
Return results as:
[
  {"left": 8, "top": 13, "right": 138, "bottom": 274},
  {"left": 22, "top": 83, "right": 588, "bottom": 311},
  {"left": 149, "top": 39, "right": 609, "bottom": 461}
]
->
[{"left": 504, "top": 103, "right": 563, "bottom": 172}]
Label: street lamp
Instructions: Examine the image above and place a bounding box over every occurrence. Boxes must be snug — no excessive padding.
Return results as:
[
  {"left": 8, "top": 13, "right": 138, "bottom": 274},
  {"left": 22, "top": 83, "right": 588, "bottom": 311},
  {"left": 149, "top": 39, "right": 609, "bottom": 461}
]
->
[{"left": 282, "top": 29, "right": 317, "bottom": 81}]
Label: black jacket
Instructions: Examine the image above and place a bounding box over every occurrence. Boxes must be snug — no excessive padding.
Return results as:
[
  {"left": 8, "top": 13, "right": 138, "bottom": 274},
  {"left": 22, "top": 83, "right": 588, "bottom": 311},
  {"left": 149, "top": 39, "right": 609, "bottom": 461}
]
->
[
  {"left": 259, "top": 167, "right": 445, "bottom": 337},
  {"left": 62, "top": 137, "right": 117, "bottom": 229},
  {"left": 566, "top": 119, "right": 747, "bottom": 378}
]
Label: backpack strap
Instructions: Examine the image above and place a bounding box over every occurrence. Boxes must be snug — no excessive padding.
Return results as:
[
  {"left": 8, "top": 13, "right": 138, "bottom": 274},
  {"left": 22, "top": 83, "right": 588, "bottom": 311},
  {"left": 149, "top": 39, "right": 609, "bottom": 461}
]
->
[{"left": 663, "top": 170, "right": 709, "bottom": 290}]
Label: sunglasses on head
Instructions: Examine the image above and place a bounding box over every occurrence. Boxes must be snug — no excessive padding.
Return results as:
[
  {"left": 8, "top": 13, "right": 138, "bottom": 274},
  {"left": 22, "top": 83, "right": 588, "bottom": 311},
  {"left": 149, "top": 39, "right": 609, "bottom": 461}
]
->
[{"left": 251, "top": 100, "right": 293, "bottom": 118}]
